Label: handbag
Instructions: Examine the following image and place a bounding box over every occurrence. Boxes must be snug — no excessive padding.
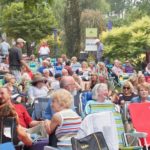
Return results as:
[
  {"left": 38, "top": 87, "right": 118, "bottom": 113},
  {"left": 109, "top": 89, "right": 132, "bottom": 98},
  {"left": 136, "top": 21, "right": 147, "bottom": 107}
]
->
[{"left": 71, "top": 132, "right": 109, "bottom": 150}]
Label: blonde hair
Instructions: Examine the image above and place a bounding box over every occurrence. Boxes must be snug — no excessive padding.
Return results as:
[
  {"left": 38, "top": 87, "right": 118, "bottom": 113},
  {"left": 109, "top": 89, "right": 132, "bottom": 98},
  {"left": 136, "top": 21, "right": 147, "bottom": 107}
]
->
[
  {"left": 4, "top": 74, "right": 15, "bottom": 82},
  {"left": 50, "top": 89, "right": 73, "bottom": 108},
  {"left": 122, "top": 81, "right": 134, "bottom": 92}
]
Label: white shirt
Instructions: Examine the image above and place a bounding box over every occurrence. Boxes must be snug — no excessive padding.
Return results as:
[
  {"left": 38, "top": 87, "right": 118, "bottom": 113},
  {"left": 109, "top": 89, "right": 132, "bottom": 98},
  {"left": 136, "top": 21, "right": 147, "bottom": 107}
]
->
[{"left": 39, "top": 46, "right": 50, "bottom": 55}]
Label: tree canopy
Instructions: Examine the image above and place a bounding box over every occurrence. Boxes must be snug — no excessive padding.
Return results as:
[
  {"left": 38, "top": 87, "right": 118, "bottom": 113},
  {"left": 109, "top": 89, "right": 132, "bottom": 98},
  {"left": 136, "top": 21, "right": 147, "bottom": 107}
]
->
[
  {"left": 1, "top": 2, "right": 57, "bottom": 42},
  {"left": 102, "top": 16, "right": 150, "bottom": 64}
]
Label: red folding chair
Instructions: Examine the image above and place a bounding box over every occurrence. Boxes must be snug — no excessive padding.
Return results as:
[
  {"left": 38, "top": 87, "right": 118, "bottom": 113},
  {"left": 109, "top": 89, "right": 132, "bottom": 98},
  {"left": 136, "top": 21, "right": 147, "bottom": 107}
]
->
[{"left": 128, "top": 103, "right": 150, "bottom": 149}]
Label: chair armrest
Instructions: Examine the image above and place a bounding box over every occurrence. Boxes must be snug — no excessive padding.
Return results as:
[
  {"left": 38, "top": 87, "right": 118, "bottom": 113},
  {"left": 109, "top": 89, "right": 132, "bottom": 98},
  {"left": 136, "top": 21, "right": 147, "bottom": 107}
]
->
[{"left": 125, "top": 132, "right": 147, "bottom": 138}]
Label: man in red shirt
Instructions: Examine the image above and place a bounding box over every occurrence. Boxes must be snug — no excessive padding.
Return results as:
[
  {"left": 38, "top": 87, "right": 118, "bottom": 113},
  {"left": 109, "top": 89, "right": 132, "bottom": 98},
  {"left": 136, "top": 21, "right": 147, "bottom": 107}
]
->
[{"left": 0, "top": 87, "right": 47, "bottom": 137}]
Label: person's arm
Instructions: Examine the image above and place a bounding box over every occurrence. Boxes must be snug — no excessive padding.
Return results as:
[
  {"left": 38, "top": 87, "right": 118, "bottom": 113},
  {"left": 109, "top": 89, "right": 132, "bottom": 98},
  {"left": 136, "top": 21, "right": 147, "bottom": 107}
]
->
[
  {"left": 45, "top": 113, "right": 61, "bottom": 134},
  {"left": 29, "top": 120, "right": 42, "bottom": 128}
]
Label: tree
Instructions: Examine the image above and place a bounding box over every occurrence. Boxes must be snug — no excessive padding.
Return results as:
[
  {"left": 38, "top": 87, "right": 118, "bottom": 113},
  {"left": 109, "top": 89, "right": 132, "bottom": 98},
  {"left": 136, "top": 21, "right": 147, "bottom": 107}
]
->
[
  {"left": 51, "top": 0, "right": 65, "bottom": 29},
  {"left": 1, "top": 2, "right": 58, "bottom": 42},
  {"left": 64, "top": 0, "right": 81, "bottom": 57},
  {"left": 101, "top": 16, "right": 150, "bottom": 66}
]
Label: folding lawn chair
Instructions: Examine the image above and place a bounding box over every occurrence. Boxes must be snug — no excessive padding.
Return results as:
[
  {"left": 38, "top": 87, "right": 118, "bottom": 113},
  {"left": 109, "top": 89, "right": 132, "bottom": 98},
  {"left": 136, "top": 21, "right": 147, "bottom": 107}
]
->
[
  {"left": 78, "top": 90, "right": 92, "bottom": 117},
  {"left": 32, "top": 97, "right": 50, "bottom": 120},
  {"left": 86, "top": 103, "right": 146, "bottom": 150},
  {"left": 128, "top": 103, "right": 150, "bottom": 150},
  {"left": 0, "top": 117, "right": 24, "bottom": 149}
]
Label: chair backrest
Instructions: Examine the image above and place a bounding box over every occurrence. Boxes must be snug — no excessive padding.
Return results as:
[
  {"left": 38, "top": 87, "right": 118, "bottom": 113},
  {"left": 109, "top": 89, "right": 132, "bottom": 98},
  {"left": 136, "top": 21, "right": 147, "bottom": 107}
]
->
[
  {"left": 76, "top": 111, "right": 119, "bottom": 150},
  {"left": 0, "top": 142, "right": 15, "bottom": 150},
  {"left": 88, "top": 104, "right": 125, "bottom": 147},
  {"left": 33, "top": 98, "right": 50, "bottom": 120},
  {"left": 0, "top": 117, "right": 19, "bottom": 145},
  {"left": 78, "top": 91, "right": 92, "bottom": 117},
  {"left": 128, "top": 103, "right": 150, "bottom": 145},
  {"left": 54, "top": 66, "right": 63, "bottom": 74}
]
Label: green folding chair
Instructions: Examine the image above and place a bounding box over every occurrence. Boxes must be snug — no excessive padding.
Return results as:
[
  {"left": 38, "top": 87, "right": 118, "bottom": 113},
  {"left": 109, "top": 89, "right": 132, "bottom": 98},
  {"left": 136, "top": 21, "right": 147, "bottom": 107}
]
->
[{"left": 87, "top": 103, "right": 146, "bottom": 150}]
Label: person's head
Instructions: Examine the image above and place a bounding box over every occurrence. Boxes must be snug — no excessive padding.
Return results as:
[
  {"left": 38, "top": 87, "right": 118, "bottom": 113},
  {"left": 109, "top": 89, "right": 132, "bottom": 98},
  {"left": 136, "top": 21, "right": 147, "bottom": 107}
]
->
[
  {"left": 129, "top": 75, "right": 138, "bottom": 86},
  {"left": 62, "top": 69, "right": 69, "bottom": 76},
  {"left": 42, "top": 60, "right": 49, "bottom": 67},
  {"left": 97, "top": 62, "right": 105, "bottom": 70},
  {"left": 4, "top": 73, "right": 16, "bottom": 84},
  {"left": 30, "top": 54, "right": 35, "bottom": 61},
  {"left": 0, "top": 87, "right": 11, "bottom": 105},
  {"left": 91, "top": 73, "right": 98, "bottom": 82},
  {"left": 89, "top": 61, "right": 95, "bottom": 68},
  {"left": 81, "top": 61, "right": 88, "bottom": 69},
  {"left": 43, "top": 69, "right": 50, "bottom": 77},
  {"left": 60, "top": 76, "right": 76, "bottom": 95},
  {"left": 92, "top": 83, "right": 108, "bottom": 102},
  {"left": 50, "top": 89, "right": 73, "bottom": 112},
  {"left": 122, "top": 81, "right": 133, "bottom": 95},
  {"left": 31, "top": 74, "right": 47, "bottom": 88},
  {"left": 55, "top": 73, "right": 62, "bottom": 81},
  {"left": 95, "top": 39, "right": 100, "bottom": 45},
  {"left": 125, "top": 60, "right": 131, "bottom": 66},
  {"left": 71, "top": 56, "right": 77, "bottom": 63},
  {"left": 66, "top": 60, "right": 71, "bottom": 66},
  {"left": 57, "top": 57, "right": 63, "bottom": 65},
  {"left": 138, "top": 74, "right": 145, "bottom": 84},
  {"left": 16, "top": 38, "right": 26, "bottom": 49},
  {"left": 114, "top": 59, "right": 119, "bottom": 67},
  {"left": 138, "top": 84, "right": 149, "bottom": 99},
  {"left": 61, "top": 54, "right": 67, "bottom": 62}
]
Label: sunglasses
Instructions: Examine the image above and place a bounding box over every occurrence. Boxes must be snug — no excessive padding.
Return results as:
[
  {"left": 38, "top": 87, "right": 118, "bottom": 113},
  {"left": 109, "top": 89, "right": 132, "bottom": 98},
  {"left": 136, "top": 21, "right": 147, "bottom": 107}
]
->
[{"left": 123, "top": 87, "right": 130, "bottom": 90}]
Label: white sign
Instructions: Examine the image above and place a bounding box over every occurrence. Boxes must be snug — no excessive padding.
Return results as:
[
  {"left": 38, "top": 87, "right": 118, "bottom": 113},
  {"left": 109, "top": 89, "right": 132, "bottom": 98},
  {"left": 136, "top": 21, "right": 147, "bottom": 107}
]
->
[{"left": 85, "top": 39, "right": 97, "bottom": 51}]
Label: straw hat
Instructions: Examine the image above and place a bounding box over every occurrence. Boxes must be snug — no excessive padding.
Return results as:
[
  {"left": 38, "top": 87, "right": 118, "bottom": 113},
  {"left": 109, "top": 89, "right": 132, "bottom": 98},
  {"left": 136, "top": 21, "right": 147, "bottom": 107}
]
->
[{"left": 31, "top": 74, "right": 47, "bottom": 84}]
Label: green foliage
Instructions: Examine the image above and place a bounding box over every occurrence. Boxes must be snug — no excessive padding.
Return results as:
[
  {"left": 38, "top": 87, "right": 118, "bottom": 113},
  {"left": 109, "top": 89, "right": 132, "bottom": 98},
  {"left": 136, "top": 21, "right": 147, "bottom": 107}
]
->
[
  {"left": 101, "top": 16, "right": 150, "bottom": 65},
  {"left": 1, "top": 2, "right": 58, "bottom": 42}
]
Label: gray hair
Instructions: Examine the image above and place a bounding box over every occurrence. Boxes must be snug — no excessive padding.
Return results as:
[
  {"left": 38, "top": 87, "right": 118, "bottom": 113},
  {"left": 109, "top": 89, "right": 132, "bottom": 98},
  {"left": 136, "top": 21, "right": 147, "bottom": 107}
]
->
[{"left": 92, "top": 83, "right": 108, "bottom": 100}]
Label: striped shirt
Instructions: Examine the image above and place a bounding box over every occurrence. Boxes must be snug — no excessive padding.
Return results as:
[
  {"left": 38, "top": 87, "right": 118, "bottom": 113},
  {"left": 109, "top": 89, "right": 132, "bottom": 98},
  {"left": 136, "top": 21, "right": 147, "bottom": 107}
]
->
[{"left": 55, "top": 109, "right": 81, "bottom": 141}]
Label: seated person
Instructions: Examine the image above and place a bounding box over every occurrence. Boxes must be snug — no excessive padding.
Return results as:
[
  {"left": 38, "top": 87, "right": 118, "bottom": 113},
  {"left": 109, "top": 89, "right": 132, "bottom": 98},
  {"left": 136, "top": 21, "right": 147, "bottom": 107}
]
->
[
  {"left": 44, "top": 89, "right": 81, "bottom": 149},
  {"left": 85, "top": 83, "right": 112, "bottom": 115},
  {"left": 112, "top": 81, "right": 137, "bottom": 105},
  {"left": 38, "top": 60, "right": 49, "bottom": 74},
  {"left": 28, "top": 74, "right": 49, "bottom": 104},
  {"left": 4, "top": 74, "right": 20, "bottom": 96},
  {"left": 0, "top": 87, "right": 32, "bottom": 146},
  {"left": 124, "top": 60, "right": 135, "bottom": 74},
  {"left": 1, "top": 87, "right": 47, "bottom": 137},
  {"left": 131, "top": 83, "right": 150, "bottom": 103}
]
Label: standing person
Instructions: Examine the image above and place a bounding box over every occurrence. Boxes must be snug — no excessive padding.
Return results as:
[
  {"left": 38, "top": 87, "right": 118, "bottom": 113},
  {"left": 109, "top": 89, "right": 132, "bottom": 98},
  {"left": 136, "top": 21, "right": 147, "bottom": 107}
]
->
[
  {"left": 0, "top": 39, "right": 10, "bottom": 58},
  {"left": 9, "top": 38, "right": 29, "bottom": 80},
  {"left": 38, "top": 41, "right": 50, "bottom": 60},
  {"left": 95, "top": 39, "right": 104, "bottom": 62}
]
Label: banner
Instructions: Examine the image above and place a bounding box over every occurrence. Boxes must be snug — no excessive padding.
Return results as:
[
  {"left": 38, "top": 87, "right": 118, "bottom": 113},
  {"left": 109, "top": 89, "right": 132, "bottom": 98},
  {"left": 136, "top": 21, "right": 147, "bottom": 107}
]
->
[
  {"left": 86, "top": 28, "right": 97, "bottom": 38},
  {"left": 85, "top": 39, "right": 97, "bottom": 51}
]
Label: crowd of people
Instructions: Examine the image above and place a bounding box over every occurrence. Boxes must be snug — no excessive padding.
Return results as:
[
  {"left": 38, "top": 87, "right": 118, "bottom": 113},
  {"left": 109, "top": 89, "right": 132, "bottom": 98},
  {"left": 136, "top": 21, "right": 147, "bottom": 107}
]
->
[{"left": 0, "top": 38, "right": 150, "bottom": 149}]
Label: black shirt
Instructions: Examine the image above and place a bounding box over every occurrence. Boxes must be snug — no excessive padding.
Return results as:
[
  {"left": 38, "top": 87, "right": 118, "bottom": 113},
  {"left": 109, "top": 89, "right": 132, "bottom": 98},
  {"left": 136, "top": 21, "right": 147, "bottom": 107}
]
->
[{"left": 9, "top": 47, "right": 22, "bottom": 70}]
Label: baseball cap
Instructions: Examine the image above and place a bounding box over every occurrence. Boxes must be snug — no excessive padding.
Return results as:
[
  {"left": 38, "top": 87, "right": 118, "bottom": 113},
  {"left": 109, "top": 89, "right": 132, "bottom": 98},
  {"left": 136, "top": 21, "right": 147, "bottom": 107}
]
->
[
  {"left": 95, "top": 39, "right": 100, "bottom": 44},
  {"left": 16, "top": 38, "right": 26, "bottom": 43}
]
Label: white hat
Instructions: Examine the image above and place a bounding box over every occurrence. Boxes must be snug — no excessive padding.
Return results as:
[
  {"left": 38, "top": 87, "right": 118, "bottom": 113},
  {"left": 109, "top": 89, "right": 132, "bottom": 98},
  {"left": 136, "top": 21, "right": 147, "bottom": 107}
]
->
[
  {"left": 16, "top": 38, "right": 26, "bottom": 43},
  {"left": 95, "top": 39, "right": 100, "bottom": 44}
]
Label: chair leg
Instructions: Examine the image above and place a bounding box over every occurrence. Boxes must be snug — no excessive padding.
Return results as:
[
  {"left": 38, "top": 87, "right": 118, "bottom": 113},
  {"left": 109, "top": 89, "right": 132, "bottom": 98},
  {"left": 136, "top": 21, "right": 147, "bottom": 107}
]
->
[{"left": 143, "top": 138, "right": 148, "bottom": 150}]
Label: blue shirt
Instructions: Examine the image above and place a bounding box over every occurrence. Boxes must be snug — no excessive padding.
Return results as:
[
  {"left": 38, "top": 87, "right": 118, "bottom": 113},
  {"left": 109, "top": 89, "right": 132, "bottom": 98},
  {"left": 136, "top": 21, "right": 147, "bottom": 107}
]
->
[{"left": 131, "top": 96, "right": 150, "bottom": 103}]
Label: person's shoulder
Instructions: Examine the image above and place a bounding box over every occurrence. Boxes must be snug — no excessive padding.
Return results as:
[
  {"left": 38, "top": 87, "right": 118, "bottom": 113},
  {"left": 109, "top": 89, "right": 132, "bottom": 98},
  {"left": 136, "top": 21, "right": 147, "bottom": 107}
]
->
[{"left": 131, "top": 96, "right": 140, "bottom": 103}]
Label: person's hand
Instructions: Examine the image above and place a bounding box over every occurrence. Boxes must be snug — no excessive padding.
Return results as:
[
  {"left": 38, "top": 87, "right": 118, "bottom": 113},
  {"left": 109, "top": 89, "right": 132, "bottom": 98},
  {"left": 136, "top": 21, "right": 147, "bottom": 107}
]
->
[{"left": 44, "top": 120, "right": 51, "bottom": 134}]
